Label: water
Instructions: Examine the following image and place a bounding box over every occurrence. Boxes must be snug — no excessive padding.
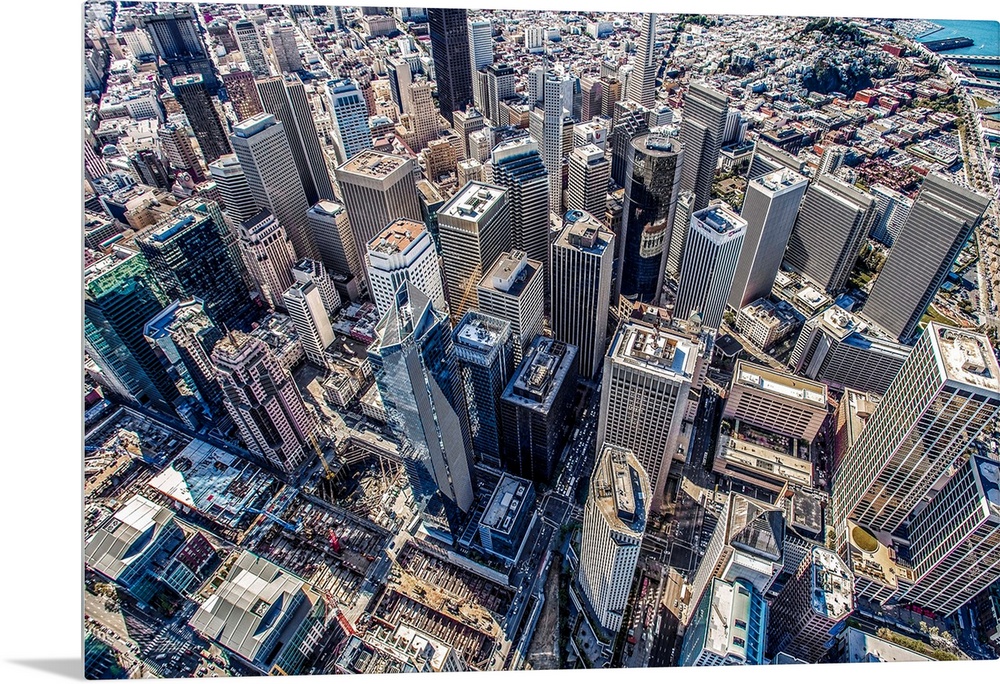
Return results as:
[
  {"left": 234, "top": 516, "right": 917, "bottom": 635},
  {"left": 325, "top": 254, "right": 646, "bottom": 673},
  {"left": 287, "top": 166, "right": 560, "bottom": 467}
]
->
[{"left": 919, "top": 19, "right": 1000, "bottom": 56}]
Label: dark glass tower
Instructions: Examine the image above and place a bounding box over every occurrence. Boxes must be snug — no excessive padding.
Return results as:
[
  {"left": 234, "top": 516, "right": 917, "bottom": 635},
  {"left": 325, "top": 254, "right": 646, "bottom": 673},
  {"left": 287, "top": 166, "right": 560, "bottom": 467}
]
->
[
  {"left": 171, "top": 74, "right": 232, "bottom": 165},
  {"left": 140, "top": 9, "right": 219, "bottom": 93},
  {"left": 427, "top": 8, "right": 473, "bottom": 125}
]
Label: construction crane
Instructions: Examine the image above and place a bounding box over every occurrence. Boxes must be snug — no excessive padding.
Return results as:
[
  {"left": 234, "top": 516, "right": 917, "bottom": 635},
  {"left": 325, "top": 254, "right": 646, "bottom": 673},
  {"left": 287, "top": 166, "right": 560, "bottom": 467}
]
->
[
  {"left": 246, "top": 507, "right": 301, "bottom": 533},
  {"left": 310, "top": 433, "right": 336, "bottom": 481}
]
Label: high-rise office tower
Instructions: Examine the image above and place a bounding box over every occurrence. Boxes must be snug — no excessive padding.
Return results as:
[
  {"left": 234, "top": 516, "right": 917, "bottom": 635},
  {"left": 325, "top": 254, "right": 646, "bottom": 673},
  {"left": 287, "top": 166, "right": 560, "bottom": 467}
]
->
[
  {"left": 138, "top": 203, "right": 254, "bottom": 330},
  {"left": 468, "top": 18, "right": 492, "bottom": 110},
  {"left": 898, "top": 455, "right": 1000, "bottom": 616},
  {"left": 85, "top": 246, "right": 177, "bottom": 413},
  {"left": 551, "top": 210, "right": 615, "bottom": 378},
  {"left": 385, "top": 56, "right": 413, "bottom": 117},
  {"left": 208, "top": 154, "right": 259, "bottom": 226},
  {"left": 230, "top": 113, "right": 315, "bottom": 260},
  {"left": 403, "top": 79, "right": 439, "bottom": 152},
  {"left": 366, "top": 218, "right": 447, "bottom": 318},
  {"left": 335, "top": 149, "right": 422, "bottom": 264},
  {"left": 578, "top": 445, "right": 651, "bottom": 635},
  {"left": 598, "top": 317, "right": 699, "bottom": 511},
  {"left": 767, "top": 546, "right": 854, "bottom": 663},
  {"left": 141, "top": 9, "right": 218, "bottom": 92},
  {"left": 453, "top": 107, "right": 485, "bottom": 159},
  {"left": 790, "top": 306, "right": 910, "bottom": 395},
  {"left": 679, "top": 578, "right": 769, "bottom": 666},
  {"left": 783, "top": 173, "right": 876, "bottom": 295},
  {"left": 283, "top": 281, "right": 334, "bottom": 367},
  {"left": 722, "top": 360, "right": 828, "bottom": 442},
  {"left": 618, "top": 131, "right": 683, "bottom": 303},
  {"left": 580, "top": 77, "right": 603, "bottom": 123},
  {"left": 212, "top": 330, "right": 317, "bottom": 473},
  {"left": 609, "top": 106, "right": 649, "bottom": 187},
  {"left": 291, "top": 258, "right": 340, "bottom": 314},
  {"left": 869, "top": 183, "right": 914, "bottom": 248},
  {"left": 862, "top": 174, "right": 991, "bottom": 342},
  {"left": 567, "top": 144, "right": 611, "bottom": 221},
  {"left": 500, "top": 336, "right": 578, "bottom": 484},
  {"left": 256, "top": 74, "right": 335, "bottom": 204},
  {"left": 306, "top": 200, "right": 364, "bottom": 287},
  {"left": 477, "top": 251, "right": 545, "bottom": 365},
  {"left": 237, "top": 211, "right": 295, "bottom": 310},
  {"left": 327, "top": 78, "right": 374, "bottom": 165},
  {"left": 678, "top": 82, "right": 728, "bottom": 211},
  {"left": 437, "top": 182, "right": 512, "bottom": 323},
  {"left": 483, "top": 63, "right": 516, "bottom": 127},
  {"left": 489, "top": 138, "right": 550, "bottom": 282},
  {"left": 427, "top": 8, "right": 473, "bottom": 124},
  {"left": 665, "top": 190, "right": 695, "bottom": 279},
  {"left": 369, "top": 282, "right": 475, "bottom": 540},
  {"left": 144, "top": 298, "right": 224, "bottom": 427},
  {"left": 746, "top": 140, "right": 803, "bottom": 181},
  {"left": 727, "top": 169, "right": 808, "bottom": 310},
  {"left": 267, "top": 23, "right": 301, "bottom": 74},
  {"left": 625, "top": 13, "right": 657, "bottom": 108},
  {"left": 601, "top": 77, "right": 622, "bottom": 119},
  {"left": 453, "top": 311, "right": 514, "bottom": 467},
  {"left": 233, "top": 18, "right": 269, "bottom": 78},
  {"left": 543, "top": 70, "right": 569, "bottom": 214},
  {"left": 688, "top": 492, "right": 785, "bottom": 624},
  {"left": 832, "top": 324, "right": 1000, "bottom": 547},
  {"left": 171, "top": 74, "right": 231, "bottom": 165},
  {"left": 222, "top": 70, "right": 263, "bottom": 122},
  {"left": 675, "top": 204, "right": 747, "bottom": 330},
  {"left": 160, "top": 120, "right": 204, "bottom": 179}
]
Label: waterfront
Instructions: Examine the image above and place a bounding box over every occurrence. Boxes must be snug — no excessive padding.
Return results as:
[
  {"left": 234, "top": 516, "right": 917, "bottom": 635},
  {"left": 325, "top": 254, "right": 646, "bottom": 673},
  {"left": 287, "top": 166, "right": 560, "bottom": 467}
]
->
[{"left": 920, "top": 19, "right": 1000, "bottom": 56}]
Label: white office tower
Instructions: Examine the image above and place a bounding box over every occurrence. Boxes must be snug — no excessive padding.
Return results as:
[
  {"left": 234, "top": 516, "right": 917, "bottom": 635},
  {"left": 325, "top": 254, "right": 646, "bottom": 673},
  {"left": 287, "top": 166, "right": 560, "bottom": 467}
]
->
[
  {"left": 578, "top": 445, "right": 650, "bottom": 635},
  {"left": 477, "top": 251, "right": 545, "bottom": 365},
  {"left": 665, "top": 190, "right": 696, "bottom": 279},
  {"left": 291, "top": 258, "right": 340, "bottom": 314},
  {"left": 898, "top": 455, "right": 1000, "bottom": 616},
  {"left": 543, "top": 70, "right": 569, "bottom": 214},
  {"left": 211, "top": 331, "right": 317, "bottom": 474},
  {"left": 283, "top": 280, "right": 334, "bottom": 367},
  {"left": 767, "top": 546, "right": 855, "bottom": 663},
  {"left": 832, "top": 324, "right": 1000, "bottom": 549},
  {"left": 237, "top": 211, "right": 295, "bottom": 310},
  {"left": 366, "top": 219, "right": 447, "bottom": 319},
  {"left": 551, "top": 210, "right": 615, "bottom": 378},
  {"left": 230, "top": 113, "right": 315, "bottom": 260},
  {"left": 727, "top": 169, "right": 808, "bottom": 311},
  {"left": 598, "top": 318, "right": 698, "bottom": 512},
  {"left": 468, "top": 18, "right": 492, "bottom": 109},
  {"left": 675, "top": 204, "right": 747, "bottom": 330},
  {"left": 567, "top": 144, "right": 611, "bottom": 219},
  {"left": 327, "top": 78, "right": 373, "bottom": 164},
  {"left": 306, "top": 200, "right": 364, "bottom": 288},
  {"left": 625, "top": 13, "right": 656, "bottom": 108},
  {"left": 437, "top": 182, "right": 512, "bottom": 323},
  {"left": 869, "top": 183, "right": 913, "bottom": 248},
  {"left": 208, "top": 154, "right": 259, "bottom": 226},
  {"left": 234, "top": 18, "right": 268, "bottom": 77}
]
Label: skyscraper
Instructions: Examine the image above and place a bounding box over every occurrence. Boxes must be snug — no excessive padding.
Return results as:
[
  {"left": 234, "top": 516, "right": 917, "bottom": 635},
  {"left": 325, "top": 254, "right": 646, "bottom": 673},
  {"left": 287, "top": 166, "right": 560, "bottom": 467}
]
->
[
  {"left": 138, "top": 202, "right": 254, "bottom": 330},
  {"left": 267, "top": 23, "right": 301, "bottom": 74},
  {"left": 365, "top": 218, "right": 447, "bottom": 318},
  {"left": 212, "top": 330, "right": 317, "bottom": 474},
  {"left": 427, "top": 8, "right": 473, "bottom": 124},
  {"left": 869, "top": 183, "right": 914, "bottom": 248},
  {"left": 437, "top": 182, "right": 512, "bottom": 323},
  {"left": 230, "top": 113, "right": 315, "bottom": 260},
  {"left": 160, "top": 120, "right": 203, "bottom": 180},
  {"left": 233, "top": 18, "right": 269, "bottom": 78},
  {"left": 368, "top": 282, "right": 475, "bottom": 541},
  {"left": 665, "top": 189, "right": 695, "bottom": 279},
  {"left": 453, "top": 107, "right": 485, "bottom": 160},
  {"left": 832, "top": 324, "right": 1000, "bottom": 547},
  {"left": 290, "top": 258, "right": 340, "bottom": 314},
  {"left": 678, "top": 578, "right": 769, "bottom": 666},
  {"left": 598, "top": 317, "right": 699, "bottom": 511},
  {"left": 489, "top": 138, "right": 550, "bottom": 286},
  {"left": 675, "top": 204, "right": 747, "bottom": 330},
  {"left": 237, "top": 211, "right": 296, "bottom": 310},
  {"left": 452, "top": 311, "right": 514, "bottom": 467},
  {"left": 625, "top": 13, "right": 657, "bottom": 108},
  {"left": 385, "top": 56, "right": 413, "bottom": 117},
  {"left": 477, "top": 251, "right": 546, "bottom": 365},
  {"left": 283, "top": 280, "right": 334, "bottom": 367},
  {"left": 221, "top": 69, "right": 263, "bottom": 122},
  {"left": 256, "top": 74, "right": 335, "bottom": 204},
  {"left": 551, "top": 210, "right": 615, "bottom": 378},
  {"left": 327, "top": 79, "right": 374, "bottom": 164},
  {"left": 483, "top": 62, "right": 516, "bottom": 127},
  {"left": 862, "top": 174, "right": 990, "bottom": 342},
  {"left": 171, "top": 74, "right": 231, "bottom": 165},
  {"left": 306, "top": 200, "right": 364, "bottom": 289},
  {"left": 722, "top": 360, "right": 828, "bottom": 442},
  {"left": 618, "top": 131, "right": 683, "bottom": 303},
  {"left": 468, "top": 17, "right": 492, "bottom": 111},
  {"left": 567, "top": 144, "right": 611, "bottom": 221},
  {"left": 402, "top": 79, "right": 439, "bottom": 152},
  {"left": 542, "top": 70, "right": 569, "bottom": 214},
  {"left": 678, "top": 82, "right": 728, "bottom": 211},
  {"left": 85, "top": 246, "right": 177, "bottom": 413},
  {"left": 207, "top": 154, "right": 259, "bottom": 226},
  {"left": 500, "top": 336, "right": 578, "bottom": 484},
  {"left": 783, "top": 173, "right": 876, "bottom": 295},
  {"left": 609, "top": 105, "right": 649, "bottom": 187},
  {"left": 727, "top": 169, "right": 808, "bottom": 310},
  {"left": 578, "top": 445, "right": 651, "bottom": 635},
  {"left": 141, "top": 9, "right": 218, "bottom": 92}
]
